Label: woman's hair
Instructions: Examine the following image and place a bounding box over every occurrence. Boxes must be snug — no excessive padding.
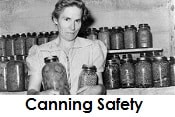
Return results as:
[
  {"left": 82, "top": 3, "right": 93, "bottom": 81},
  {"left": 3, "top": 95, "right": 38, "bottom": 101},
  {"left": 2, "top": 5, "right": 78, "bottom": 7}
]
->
[{"left": 52, "top": 0, "right": 89, "bottom": 22}]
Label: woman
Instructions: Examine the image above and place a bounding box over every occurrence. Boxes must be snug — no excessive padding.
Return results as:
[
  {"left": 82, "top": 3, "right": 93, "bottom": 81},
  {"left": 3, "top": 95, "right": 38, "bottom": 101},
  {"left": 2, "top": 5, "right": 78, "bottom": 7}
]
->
[{"left": 27, "top": 0, "right": 107, "bottom": 95}]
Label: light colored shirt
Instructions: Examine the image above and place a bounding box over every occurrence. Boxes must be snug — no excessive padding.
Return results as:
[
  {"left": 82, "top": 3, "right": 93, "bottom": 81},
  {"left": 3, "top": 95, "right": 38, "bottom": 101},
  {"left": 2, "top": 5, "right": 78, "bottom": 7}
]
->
[{"left": 26, "top": 37, "right": 107, "bottom": 94}]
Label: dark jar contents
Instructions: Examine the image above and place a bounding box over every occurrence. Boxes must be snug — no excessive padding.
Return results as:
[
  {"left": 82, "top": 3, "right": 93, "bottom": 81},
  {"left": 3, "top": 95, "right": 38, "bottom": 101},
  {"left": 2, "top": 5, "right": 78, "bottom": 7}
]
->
[
  {"left": 78, "top": 64, "right": 98, "bottom": 89},
  {"left": 5, "top": 34, "right": 15, "bottom": 56},
  {"left": 137, "top": 24, "right": 153, "bottom": 48},
  {"left": 98, "top": 27, "right": 110, "bottom": 50},
  {"left": 124, "top": 25, "right": 137, "bottom": 49},
  {"left": 120, "top": 54, "right": 135, "bottom": 88},
  {"left": 0, "top": 35, "right": 6, "bottom": 56},
  {"left": 49, "top": 31, "right": 58, "bottom": 42},
  {"left": 110, "top": 27, "right": 124, "bottom": 50},
  {"left": 14, "top": 33, "right": 26, "bottom": 55},
  {"left": 42, "top": 56, "right": 70, "bottom": 95},
  {"left": 103, "top": 59, "right": 120, "bottom": 89},
  {"left": 86, "top": 28, "right": 98, "bottom": 40},
  {"left": 152, "top": 56, "right": 170, "bottom": 87},
  {"left": 37, "top": 32, "right": 49, "bottom": 45},
  {"left": 26, "top": 32, "right": 37, "bottom": 55},
  {"left": 135, "top": 56, "right": 153, "bottom": 88},
  {"left": 0, "top": 56, "right": 8, "bottom": 91},
  {"left": 6, "top": 55, "right": 25, "bottom": 91},
  {"left": 169, "top": 56, "right": 175, "bottom": 86}
]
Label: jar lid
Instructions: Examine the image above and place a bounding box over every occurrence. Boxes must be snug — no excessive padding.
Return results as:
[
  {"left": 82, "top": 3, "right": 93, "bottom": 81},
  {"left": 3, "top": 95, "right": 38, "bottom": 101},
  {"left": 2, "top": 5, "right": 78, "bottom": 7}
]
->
[
  {"left": 44, "top": 56, "right": 59, "bottom": 63},
  {"left": 137, "top": 57, "right": 151, "bottom": 61},
  {"left": 153, "top": 56, "right": 167, "bottom": 61},
  {"left": 82, "top": 64, "right": 97, "bottom": 72},
  {"left": 106, "top": 59, "right": 119, "bottom": 64}
]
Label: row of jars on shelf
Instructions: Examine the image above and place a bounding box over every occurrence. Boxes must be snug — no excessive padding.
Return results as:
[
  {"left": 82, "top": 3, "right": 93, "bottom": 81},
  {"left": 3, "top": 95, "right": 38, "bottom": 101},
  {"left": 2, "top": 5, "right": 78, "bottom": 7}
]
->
[
  {"left": 103, "top": 52, "right": 175, "bottom": 90},
  {"left": 0, "top": 55, "right": 28, "bottom": 92},
  {"left": 0, "top": 31, "right": 58, "bottom": 56},
  {"left": 85, "top": 24, "right": 153, "bottom": 50}
]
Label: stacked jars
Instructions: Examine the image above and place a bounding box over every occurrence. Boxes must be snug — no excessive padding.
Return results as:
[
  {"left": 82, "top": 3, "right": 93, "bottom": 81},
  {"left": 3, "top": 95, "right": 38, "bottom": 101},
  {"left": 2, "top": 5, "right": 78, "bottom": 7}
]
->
[
  {"left": 6, "top": 55, "right": 25, "bottom": 91},
  {"left": 152, "top": 55, "right": 170, "bottom": 87},
  {"left": 98, "top": 27, "right": 110, "bottom": 49},
  {"left": 135, "top": 53, "right": 153, "bottom": 88},
  {"left": 120, "top": 54, "right": 135, "bottom": 88},
  {"left": 124, "top": 25, "right": 137, "bottom": 49},
  {"left": 137, "top": 24, "right": 153, "bottom": 48},
  {"left": 110, "top": 27, "right": 124, "bottom": 50},
  {"left": 26, "top": 32, "right": 37, "bottom": 55}
]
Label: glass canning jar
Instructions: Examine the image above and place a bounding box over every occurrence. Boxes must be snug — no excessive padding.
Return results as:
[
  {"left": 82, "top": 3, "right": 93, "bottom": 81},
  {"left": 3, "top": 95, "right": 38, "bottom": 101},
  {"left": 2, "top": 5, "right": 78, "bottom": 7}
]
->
[
  {"left": 42, "top": 56, "right": 70, "bottom": 95},
  {"left": 137, "top": 24, "right": 153, "bottom": 48},
  {"left": 6, "top": 55, "right": 25, "bottom": 91},
  {"left": 124, "top": 25, "right": 137, "bottom": 49},
  {"left": 120, "top": 54, "right": 135, "bottom": 88},
  {"left": 0, "top": 56, "right": 8, "bottom": 91},
  {"left": 86, "top": 28, "right": 98, "bottom": 40},
  {"left": 169, "top": 56, "right": 175, "bottom": 86},
  {"left": 26, "top": 32, "right": 37, "bottom": 55},
  {"left": 78, "top": 64, "right": 98, "bottom": 89},
  {"left": 152, "top": 56, "right": 170, "bottom": 87},
  {"left": 98, "top": 27, "right": 110, "bottom": 50},
  {"left": 135, "top": 56, "right": 153, "bottom": 88},
  {"left": 5, "top": 34, "right": 15, "bottom": 56},
  {"left": 14, "top": 33, "right": 26, "bottom": 55},
  {"left": 49, "top": 31, "right": 58, "bottom": 42},
  {"left": 37, "top": 32, "right": 49, "bottom": 45},
  {"left": 103, "top": 59, "right": 120, "bottom": 89},
  {"left": 0, "top": 35, "right": 6, "bottom": 56}
]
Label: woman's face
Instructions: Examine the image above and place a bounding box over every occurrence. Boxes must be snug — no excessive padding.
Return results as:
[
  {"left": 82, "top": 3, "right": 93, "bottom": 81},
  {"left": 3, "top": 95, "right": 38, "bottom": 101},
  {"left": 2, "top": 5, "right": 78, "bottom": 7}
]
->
[{"left": 55, "top": 6, "right": 82, "bottom": 41}]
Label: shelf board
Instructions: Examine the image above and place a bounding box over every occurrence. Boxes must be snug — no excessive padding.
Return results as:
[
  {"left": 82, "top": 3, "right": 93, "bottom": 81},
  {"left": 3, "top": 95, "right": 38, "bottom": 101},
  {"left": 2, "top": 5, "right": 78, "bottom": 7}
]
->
[{"left": 108, "top": 48, "right": 163, "bottom": 54}]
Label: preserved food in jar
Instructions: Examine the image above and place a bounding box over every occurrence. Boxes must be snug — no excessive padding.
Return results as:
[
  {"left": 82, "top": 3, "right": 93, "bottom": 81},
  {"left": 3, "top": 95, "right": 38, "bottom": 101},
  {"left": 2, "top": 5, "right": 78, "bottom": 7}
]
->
[
  {"left": 103, "top": 59, "right": 120, "bottom": 89},
  {"left": 135, "top": 56, "right": 152, "bottom": 88},
  {"left": 14, "top": 33, "right": 26, "bottom": 55},
  {"left": 0, "top": 35, "right": 6, "bottom": 56},
  {"left": 42, "top": 56, "right": 70, "bottom": 95},
  {"left": 169, "top": 56, "right": 175, "bottom": 86},
  {"left": 26, "top": 32, "right": 37, "bottom": 55},
  {"left": 6, "top": 55, "right": 25, "bottom": 91},
  {"left": 137, "top": 24, "right": 153, "bottom": 48},
  {"left": 98, "top": 27, "right": 110, "bottom": 49},
  {"left": 0, "top": 56, "right": 8, "bottom": 91},
  {"left": 86, "top": 28, "right": 98, "bottom": 40},
  {"left": 5, "top": 34, "right": 15, "bottom": 56},
  {"left": 124, "top": 25, "right": 137, "bottom": 49},
  {"left": 49, "top": 31, "right": 58, "bottom": 42},
  {"left": 37, "top": 32, "right": 49, "bottom": 45},
  {"left": 120, "top": 54, "right": 135, "bottom": 88},
  {"left": 110, "top": 27, "right": 124, "bottom": 49},
  {"left": 78, "top": 64, "right": 98, "bottom": 89},
  {"left": 152, "top": 56, "right": 170, "bottom": 87}
]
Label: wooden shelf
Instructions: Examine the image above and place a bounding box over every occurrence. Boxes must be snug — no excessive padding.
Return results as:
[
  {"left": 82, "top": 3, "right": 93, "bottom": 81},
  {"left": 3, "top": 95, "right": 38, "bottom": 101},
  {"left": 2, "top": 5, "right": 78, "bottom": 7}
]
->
[{"left": 108, "top": 48, "right": 163, "bottom": 54}]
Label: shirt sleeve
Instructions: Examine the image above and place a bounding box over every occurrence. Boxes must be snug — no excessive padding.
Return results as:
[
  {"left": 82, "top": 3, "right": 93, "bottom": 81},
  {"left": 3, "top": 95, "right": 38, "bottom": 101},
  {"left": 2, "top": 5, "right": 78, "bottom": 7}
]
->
[
  {"left": 92, "top": 40, "right": 107, "bottom": 72},
  {"left": 26, "top": 45, "right": 42, "bottom": 75}
]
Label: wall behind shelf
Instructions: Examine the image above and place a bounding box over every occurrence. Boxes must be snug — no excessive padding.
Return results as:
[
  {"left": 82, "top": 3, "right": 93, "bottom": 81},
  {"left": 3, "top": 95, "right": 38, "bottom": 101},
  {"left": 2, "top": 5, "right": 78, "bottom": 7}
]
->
[{"left": 0, "top": 0, "right": 173, "bottom": 56}]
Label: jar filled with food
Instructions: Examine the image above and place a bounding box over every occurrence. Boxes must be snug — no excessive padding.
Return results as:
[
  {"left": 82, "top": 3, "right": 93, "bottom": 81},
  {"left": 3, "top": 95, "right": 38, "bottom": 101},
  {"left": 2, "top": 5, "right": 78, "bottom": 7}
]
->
[
  {"left": 6, "top": 55, "right": 25, "bottom": 91},
  {"left": 0, "top": 35, "right": 6, "bottom": 56},
  {"left": 49, "top": 31, "right": 58, "bottom": 42},
  {"left": 86, "top": 28, "right": 98, "bottom": 40},
  {"left": 5, "top": 34, "right": 15, "bottom": 56},
  {"left": 110, "top": 27, "right": 124, "bottom": 50},
  {"left": 120, "top": 54, "right": 135, "bottom": 88},
  {"left": 152, "top": 56, "right": 170, "bottom": 87},
  {"left": 0, "top": 56, "right": 8, "bottom": 91},
  {"left": 37, "top": 32, "right": 49, "bottom": 45},
  {"left": 103, "top": 59, "right": 120, "bottom": 89},
  {"left": 26, "top": 32, "right": 37, "bottom": 55},
  {"left": 124, "top": 25, "right": 137, "bottom": 49},
  {"left": 135, "top": 54, "right": 153, "bottom": 88},
  {"left": 78, "top": 64, "right": 98, "bottom": 89},
  {"left": 14, "top": 33, "right": 26, "bottom": 55},
  {"left": 137, "top": 24, "right": 153, "bottom": 48},
  {"left": 98, "top": 27, "right": 110, "bottom": 49},
  {"left": 169, "top": 56, "right": 175, "bottom": 86},
  {"left": 42, "top": 56, "right": 70, "bottom": 95}
]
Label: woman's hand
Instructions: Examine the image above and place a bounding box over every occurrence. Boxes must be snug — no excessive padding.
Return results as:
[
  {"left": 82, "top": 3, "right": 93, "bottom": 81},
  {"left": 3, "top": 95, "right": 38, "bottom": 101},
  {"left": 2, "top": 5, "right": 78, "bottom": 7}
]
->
[
  {"left": 76, "top": 85, "right": 106, "bottom": 95},
  {"left": 39, "top": 89, "right": 60, "bottom": 95}
]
